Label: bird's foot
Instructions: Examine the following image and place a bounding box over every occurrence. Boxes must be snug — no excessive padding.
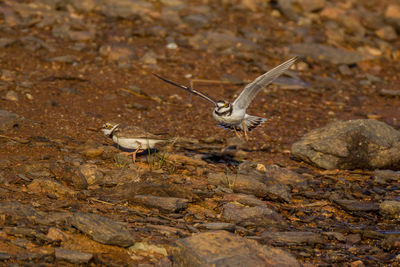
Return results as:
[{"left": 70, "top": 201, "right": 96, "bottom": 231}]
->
[
  {"left": 233, "top": 127, "right": 242, "bottom": 139},
  {"left": 241, "top": 121, "right": 249, "bottom": 141}
]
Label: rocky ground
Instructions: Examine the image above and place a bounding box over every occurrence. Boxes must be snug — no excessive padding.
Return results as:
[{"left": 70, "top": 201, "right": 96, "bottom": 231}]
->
[{"left": 1, "top": 0, "right": 400, "bottom": 266}]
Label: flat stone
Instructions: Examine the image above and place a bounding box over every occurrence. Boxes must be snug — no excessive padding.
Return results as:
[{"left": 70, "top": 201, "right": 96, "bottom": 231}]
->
[
  {"left": 14, "top": 252, "right": 48, "bottom": 261},
  {"left": 23, "top": 162, "right": 52, "bottom": 178},
  {"left": 70, "top": 212, "right": 135, "bottom": 247},
  {"left": 46, "top": 212, "right": 73, "bottom": 225},
  {"left": 209, "top": 172, "right": 292, "bottom": 202},
  {"left": 47, "top": 55, "right": 79, "bottom": 63},
  {"left": 128, "top": 242, "right": 168, "bottom": 257},
  {"left": 208, "top": 173, "right": 268, "bottom": 198},
  {"left": 201, "top": 222, "right": 236, "bottom": 231},
  {"left": 291, "top": 119, "right": 400, "bottom": 169},
  {"left": 182, "top": 14, "right": 210, "bottom": 29},
  {"left": 379, "top": 200, "right": 400, "bottom": 219},
  {"left": 222, "top": 202, "right": 286, "bottom": 227},
  {"left": 28, "top": 178, "right": 78, "bottom": 198},
  {"left": 262, "top": 231, "right": 325, "bottom": 245},
  {"left": 55, "top": 248, "right": 93, "bottom": 264},
  {"left": 222, "top": 193, "right": 267, "bottom": 207},
  {"left": 289, "top": 43, "right": 364, "bottom": 65},
  {"left": 132, "top": 195, "right": 188, "bottom": 212},
  {"left": 373, "top": 170, "right": 400, "bottom": 184},
  {"left": 0, "top": 204, "right": 70, "bottom": 227},
  {"left": 0, "top": 109, "right": 21, "bottom": 132},
  {"left": 323, "top": 232, "right": 346, "bottom": 242},
  {"left": 172, "top": 230, "right": 300, "bottom": 267},
  {"left": 265, "top": 165, "right": 306, "bottom": 187},
  {"left": 0, "top": 202, "right": 48, "bottom": 225},
  {"left": 346, "top": 233, "right": 361, "bottom": 244},
  {"left": 334, "top": 199, "right": 380, "bottom": 212},
  {"left": 11, "top": 238, "right": 33, "bottom": 249},
  {"left": 82, "top": 147, "right": 104, "bottom": 158},
  {"left": 262, "top": 181, "right": 291, "bottom": 202},
  {"left": 4, "top": 227, "right": 50, "bottom": 244}
]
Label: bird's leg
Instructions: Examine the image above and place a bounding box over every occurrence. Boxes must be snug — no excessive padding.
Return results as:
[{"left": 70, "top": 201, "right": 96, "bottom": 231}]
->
[
  {"left": 233, "top": 126, "right": 242, "bottom": 139},
  {"left": 241, "top": 121, "right": 249, "bottom": 141},
  {"left": 132, "top": 143, "right": 143, "bottom": 163}
]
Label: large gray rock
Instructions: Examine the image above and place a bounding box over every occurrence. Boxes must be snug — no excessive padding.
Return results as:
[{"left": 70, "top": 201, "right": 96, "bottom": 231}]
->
[
  {"left": 291, "top": 119, "right": 400, "bottom": 170},
  {"left": 172, "top": 230, "right": 301, "bottom": 267}
]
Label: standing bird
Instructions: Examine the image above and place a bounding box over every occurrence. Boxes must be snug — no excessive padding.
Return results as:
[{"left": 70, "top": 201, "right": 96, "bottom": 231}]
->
[
  {"left": 153, "top": 57, "right": 297, "bottom": 140},
  {"left": 101, "top": 122, "right": 169, "bottom": 162}
]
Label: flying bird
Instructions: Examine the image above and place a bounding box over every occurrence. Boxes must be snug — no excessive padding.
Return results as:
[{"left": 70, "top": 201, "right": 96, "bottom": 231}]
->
[{"left": 154, "top": 57, "right": 297, "bottom": 140}]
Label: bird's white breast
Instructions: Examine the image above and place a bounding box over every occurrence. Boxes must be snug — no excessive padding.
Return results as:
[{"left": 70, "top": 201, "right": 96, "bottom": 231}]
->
[
  {"left": 112, "top": 136, "right": 164, "bottom": 149},
  {"left": 212, "top": 108, "right": 245, "bottom": 125}
]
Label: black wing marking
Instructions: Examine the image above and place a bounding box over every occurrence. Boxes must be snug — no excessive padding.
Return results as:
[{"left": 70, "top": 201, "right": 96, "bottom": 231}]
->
[{"left": 153, "top": 73, "right": 217, "bottom": 106}]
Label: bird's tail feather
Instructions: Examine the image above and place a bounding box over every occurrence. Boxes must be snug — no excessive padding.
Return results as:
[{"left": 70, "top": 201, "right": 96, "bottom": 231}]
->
[
  {"left": 243, "top": 115, "right": 266, "bottom": 131},
  {"left": 217, "top": 115, "right": 266, "bottom": 132}
]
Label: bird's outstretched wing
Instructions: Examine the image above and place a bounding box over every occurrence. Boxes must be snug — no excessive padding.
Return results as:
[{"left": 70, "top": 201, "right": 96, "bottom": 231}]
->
[
  {"left": 153, "top": 73, "right": 217, "bottom": 106},
  {"left": 233, "top": 57, "right": 297, "bottom": 111}
]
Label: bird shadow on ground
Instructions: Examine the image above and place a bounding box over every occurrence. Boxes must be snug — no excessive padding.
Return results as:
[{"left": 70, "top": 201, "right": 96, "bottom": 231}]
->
[{"left": 201, "top": 153, "right": 240, "bottom": 165}]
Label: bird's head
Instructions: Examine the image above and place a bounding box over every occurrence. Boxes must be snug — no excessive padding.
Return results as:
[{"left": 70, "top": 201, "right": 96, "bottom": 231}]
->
[
  {"left": 214, "top": 101, "right": 232, "bottom": 116},
  {"left": 101, "top": 122, "right": 119, "bottom": 136}
]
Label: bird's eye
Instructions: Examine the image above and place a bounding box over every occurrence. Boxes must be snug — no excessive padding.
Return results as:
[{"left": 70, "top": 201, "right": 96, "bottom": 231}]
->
[
  {"left": 224, "top": 103, "right": 229, "bottom": 108},
  {"left": 104, "top": 124, "right": 110, "bottom": 129}
]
